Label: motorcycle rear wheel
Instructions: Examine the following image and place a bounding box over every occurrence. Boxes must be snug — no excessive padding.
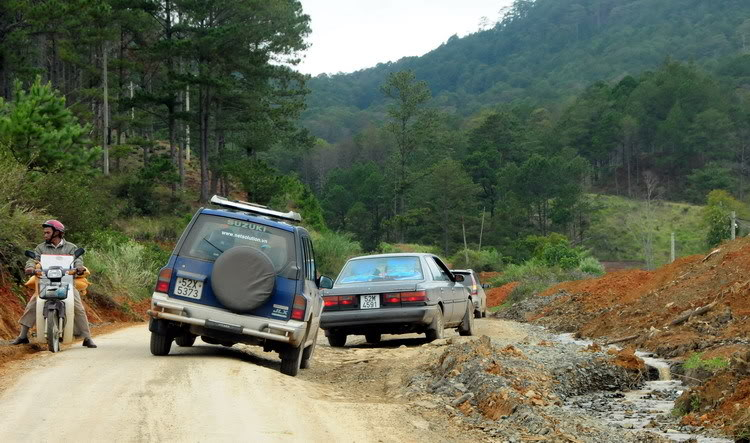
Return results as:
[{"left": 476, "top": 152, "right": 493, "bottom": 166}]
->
[{"left": 47, "top": 311, "right": 60, "bottom": 353}]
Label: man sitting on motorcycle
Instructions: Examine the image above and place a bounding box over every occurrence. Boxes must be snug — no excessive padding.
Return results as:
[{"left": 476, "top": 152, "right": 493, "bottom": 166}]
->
[{"left": 10, "top": 220, "right": 97, "bottom": 348}]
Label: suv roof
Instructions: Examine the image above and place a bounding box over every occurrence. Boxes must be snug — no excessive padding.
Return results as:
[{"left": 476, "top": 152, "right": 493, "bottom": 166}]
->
[{"left": 209, "top": 195, "right": 302, "bottom": 224}]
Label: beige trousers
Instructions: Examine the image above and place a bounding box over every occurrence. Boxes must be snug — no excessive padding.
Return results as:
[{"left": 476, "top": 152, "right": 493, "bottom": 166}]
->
[{"left": 19, "top": 289, "right": 92, "bottom": 339}]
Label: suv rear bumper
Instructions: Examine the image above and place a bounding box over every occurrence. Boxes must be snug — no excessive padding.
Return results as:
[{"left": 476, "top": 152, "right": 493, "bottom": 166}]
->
[
  {"left": 148, "top": 293, "right": 307, "bottom": 346},
  {"left": 320, "top": 305, "right": 438, "bottom": 329}
]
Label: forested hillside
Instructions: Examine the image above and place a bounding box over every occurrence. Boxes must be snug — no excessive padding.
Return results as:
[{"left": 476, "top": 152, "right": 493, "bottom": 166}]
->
[{"left": 303, "top": 0, "right": 750, "bottom": 142}]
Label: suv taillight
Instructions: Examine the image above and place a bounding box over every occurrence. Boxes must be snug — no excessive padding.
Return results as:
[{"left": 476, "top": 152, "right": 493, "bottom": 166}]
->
[
  {"left": 291, "top": 294, "right": 306, "bottom": 320},
  {"left": 155, "top": 267, "right": 172, "bottom": 293}
]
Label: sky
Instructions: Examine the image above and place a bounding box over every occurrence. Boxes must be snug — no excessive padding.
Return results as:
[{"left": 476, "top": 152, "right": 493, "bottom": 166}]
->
[{"left": 297, "top": 0, "right": 514, "bottom": 76}]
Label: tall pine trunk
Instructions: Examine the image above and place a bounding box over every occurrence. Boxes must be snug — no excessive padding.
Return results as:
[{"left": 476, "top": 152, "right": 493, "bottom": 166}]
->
[{"left": 199, "top": 84, "right": 211, "bottom": 203}]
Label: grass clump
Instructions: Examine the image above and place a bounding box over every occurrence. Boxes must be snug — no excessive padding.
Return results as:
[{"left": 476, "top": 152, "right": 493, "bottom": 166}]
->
[
  {"left": 113, "top": 215, "right": 189, "bottom": 243},
  {"left": 683, "top": 352, "right": 730, "bottom": 372},
  {"left": 85, "top": 231, "right": 168, "bottom": 301}
]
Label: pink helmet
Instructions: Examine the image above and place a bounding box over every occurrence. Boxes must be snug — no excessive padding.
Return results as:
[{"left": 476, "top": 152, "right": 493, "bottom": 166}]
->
[{"left": 42, "top": 219, "right": 66, "bottom": 233}]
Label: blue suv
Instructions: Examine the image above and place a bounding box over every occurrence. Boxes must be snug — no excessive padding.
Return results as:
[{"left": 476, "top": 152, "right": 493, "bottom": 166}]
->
[{"left": 147, "top": 196, "right": 333, "bottom": 376}]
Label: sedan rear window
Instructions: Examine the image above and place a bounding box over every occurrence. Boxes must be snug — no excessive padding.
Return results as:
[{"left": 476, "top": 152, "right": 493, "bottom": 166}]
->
[
  {"left": 178, "top": 214, "right": 295, "bottom": 273},
  {"left": 337, "top": 256, "right": 424, "bottom": 284}
]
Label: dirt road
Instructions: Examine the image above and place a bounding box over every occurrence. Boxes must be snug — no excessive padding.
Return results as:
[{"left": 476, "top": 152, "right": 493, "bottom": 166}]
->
[{"left": 0, "top": 322, "right": 514, "bottom": 442}]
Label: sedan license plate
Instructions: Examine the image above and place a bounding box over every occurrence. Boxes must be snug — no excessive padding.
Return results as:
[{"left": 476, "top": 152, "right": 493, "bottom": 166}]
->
[
  {"left": 360, "top": 294, "right": 380, "bottom": 309},
  {"left": 174, "top": 277, "right": 203, "bottom": 299}
]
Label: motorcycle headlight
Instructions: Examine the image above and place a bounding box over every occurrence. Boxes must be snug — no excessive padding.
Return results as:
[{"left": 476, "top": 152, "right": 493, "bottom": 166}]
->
[{"left": 46, "top": 269, "right": 63, "bottom": 278}]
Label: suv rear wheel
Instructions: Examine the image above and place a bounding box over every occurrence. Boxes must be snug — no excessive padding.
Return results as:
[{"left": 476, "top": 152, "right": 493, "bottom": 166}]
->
[
  {"left": 150, "top": 331, "right": 172, "bottom": 356},
  {"left": 280, "top": 339, "right": 305, "bottom": 376}
]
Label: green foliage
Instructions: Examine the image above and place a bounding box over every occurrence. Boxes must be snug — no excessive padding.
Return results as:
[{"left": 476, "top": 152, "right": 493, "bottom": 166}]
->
[
  {"left": 578, "top": 256, "right": 605, "bottom": 275},
  {"left": 702, "top": 190, "right": 748, "bottom": 247},
  {"left": 683, "top": 352, "right": 730, "bottom": 372},
  {"left": 115, "top": 154, "right": 181, "bottom": 216},
  {"left": 270, "top": 176, "right": 328, "bottom": 233},
  {"left": 310, "top": 231, "right": 362, "bottom": 278},
  {"left": 322, "top": 163, "right": 389, "bottom": 251},
  {"left": 377, "top": 243, "right": 442, "bottom": 255},
  {"left": 85, "top": 231, "right": 163, "bottom": 301},
  {"left": 112, "top": 216, "right": 188, "bottom": 243},
  {"left": 0, "top": 77, "right": 97, "bottom": 172},
  {"left": 447, "top": 248, "right": 504, "bottom": 272},
  {"left": 0, "top": 153, "right": 50, "bottom": 277}
]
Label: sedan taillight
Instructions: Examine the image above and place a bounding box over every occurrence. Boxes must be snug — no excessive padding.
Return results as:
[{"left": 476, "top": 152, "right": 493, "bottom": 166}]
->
[
  {"left": 383, "top": 291, "right": 427, "bottom": 305},
  {"left": 323, "top": 295, "right": 355, "bottom": 310}
]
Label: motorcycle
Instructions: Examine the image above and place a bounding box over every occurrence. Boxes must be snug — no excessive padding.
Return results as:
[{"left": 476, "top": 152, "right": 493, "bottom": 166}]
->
[{"left": 24, "top": 248, "right": 85, "bottom": 352}]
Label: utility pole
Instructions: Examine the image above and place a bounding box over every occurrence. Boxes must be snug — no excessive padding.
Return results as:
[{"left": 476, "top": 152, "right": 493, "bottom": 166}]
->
[
  {"left": 462, "top": 216, "right": 469, "bottom": 266},
  {"left": 731, "top": 211, "right": 737, "bottom": 240},
  {"left": 670, "top": 232, "right": 675, "bottom": 263},
  {"left": 478, "top": 208, "right": 485, "bottom": 252}
]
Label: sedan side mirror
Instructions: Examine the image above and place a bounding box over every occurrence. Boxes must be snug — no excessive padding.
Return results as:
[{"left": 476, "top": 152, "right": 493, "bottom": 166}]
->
[
  {"left": 318, "top": 275, "right": 334, "bottom": 289},
  {"left": 24, "top": 250, "right": 39, "bottom": 260}
]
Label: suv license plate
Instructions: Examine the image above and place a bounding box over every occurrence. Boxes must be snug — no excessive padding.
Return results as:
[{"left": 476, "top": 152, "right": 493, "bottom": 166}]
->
[
  {"left": 174, "top": 277, "right": 203, "bottom": 299},
  {"left": 360, "top": 294, "right": 380, "bottom": 309}
]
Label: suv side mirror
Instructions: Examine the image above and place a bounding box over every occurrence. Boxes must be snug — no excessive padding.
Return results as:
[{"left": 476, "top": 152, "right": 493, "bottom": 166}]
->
[
  {"left": 482, "top": 283, "right": 490, "bottom": 289},
  {"left": 454, "top": 274, "right": 465, "bottom": 282},
  {"left": 24, "top": 250, "right": 39, "bottom": 260},
  {"left": 73, "top": 247, "right": 85, "bottom": 259},
  {"left": 318, "top": 275, "right": 334, "bottom": 289}
]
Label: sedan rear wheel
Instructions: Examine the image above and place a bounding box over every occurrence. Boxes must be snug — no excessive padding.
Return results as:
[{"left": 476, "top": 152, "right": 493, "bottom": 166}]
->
[
  {"left": 459, "top": 302, "right": 475, "bottom": 336},
  {"left": 425, "top": 308, "right": 444, "bottom": 342},
  {"left": 327, "top": 332, "right": 347, "bottom": 347}
]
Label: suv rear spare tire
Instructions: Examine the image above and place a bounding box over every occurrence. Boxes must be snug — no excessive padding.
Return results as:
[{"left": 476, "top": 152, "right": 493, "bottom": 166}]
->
[{"left": 210, "top": 246, "right": 275, "bottom": 312}]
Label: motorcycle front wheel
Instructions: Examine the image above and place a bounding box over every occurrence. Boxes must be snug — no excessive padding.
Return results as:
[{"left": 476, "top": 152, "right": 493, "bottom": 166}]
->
[{"left": 47, "top": 311, "right": 60, "bottom": 353}]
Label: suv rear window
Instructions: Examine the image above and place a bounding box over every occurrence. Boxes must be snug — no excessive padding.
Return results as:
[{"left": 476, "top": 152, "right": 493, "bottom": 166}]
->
[{"left": 179, "top": 214, "right": 295, "bottom": 273}]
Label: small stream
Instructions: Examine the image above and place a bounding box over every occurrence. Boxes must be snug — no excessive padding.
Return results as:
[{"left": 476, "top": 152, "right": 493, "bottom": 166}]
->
[{"left": 554, "top": 334, "right": 732, "bottom": 443}]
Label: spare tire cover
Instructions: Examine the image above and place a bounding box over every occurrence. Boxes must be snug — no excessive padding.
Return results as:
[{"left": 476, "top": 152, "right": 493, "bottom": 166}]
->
[{"left": 210, "top": 246, "right": 276, "bottom": 312}]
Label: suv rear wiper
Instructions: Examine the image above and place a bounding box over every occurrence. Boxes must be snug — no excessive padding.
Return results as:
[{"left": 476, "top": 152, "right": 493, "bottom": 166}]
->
[{"left": 201, "top": 237, "right": 225, "bottom": 254}]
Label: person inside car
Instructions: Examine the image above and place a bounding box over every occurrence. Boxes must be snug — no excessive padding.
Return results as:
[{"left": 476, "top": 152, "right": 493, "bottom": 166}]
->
[{"left": 10, "top": 220, "right": 97, "bottom": 348}]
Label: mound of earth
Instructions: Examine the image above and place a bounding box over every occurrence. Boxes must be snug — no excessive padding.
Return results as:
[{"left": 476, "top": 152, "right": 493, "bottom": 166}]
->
[
  {"left": 516, "top": 237, "right": 750, "bottom": 439},
  {"left": 486, "top": 282, "right": 518, "bottom": 307}
]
